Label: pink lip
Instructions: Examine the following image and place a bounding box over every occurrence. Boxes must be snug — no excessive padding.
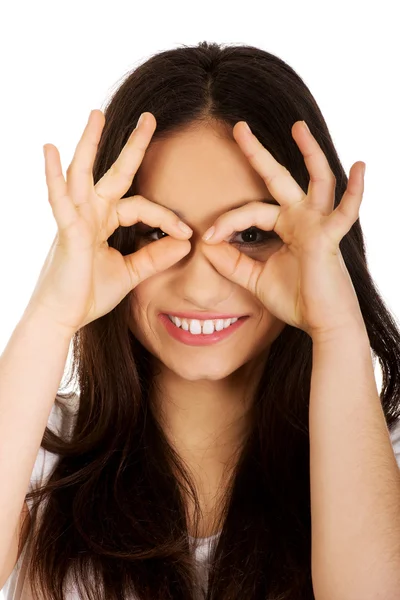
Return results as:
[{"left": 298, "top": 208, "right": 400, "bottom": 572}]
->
[
  {"left": 159, "top": 313, "right": 249, "bottom": 346},
  {"left": 160, "top": 311, "right": 248, "bottom": 320}
]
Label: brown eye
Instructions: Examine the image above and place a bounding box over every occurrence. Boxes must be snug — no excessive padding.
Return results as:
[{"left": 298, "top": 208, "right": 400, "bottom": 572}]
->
[
  {"left": 230, "top": 226, "right": 279, "bottom": 249},
  {"left": 136, "top": 227, "right": 168, "bottom": 242}
]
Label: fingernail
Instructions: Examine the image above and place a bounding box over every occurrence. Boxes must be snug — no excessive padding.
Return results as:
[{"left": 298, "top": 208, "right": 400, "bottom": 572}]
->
[
  {"left": 303, "top": 120, "right": 310, "bottom": 133},
  {"left": 243, "top": 121, "right": 252, "bottom": 135},
  {"left": 178, "top": 221, "right": 192, "bottom": 235},
  {"left": 362, "top": 163, "right": 366, "bottom": 176},
  {"left": 136, "top": 113, "right": 145, "bottom": 129},
  {"left": 202, "top": 226, "right": 215, "bottom": 241}
]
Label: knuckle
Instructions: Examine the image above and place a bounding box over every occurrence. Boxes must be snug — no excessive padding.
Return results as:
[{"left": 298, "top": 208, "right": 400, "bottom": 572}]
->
[
  {"left": 107, "top": 163, "right": 119, "bottom": 177},
  {"left": 132, "top": 194, "right": 146, "bottom": 203},
  {"left": 131, "top": 195, "right": 146, "bottom": 212},
  {"left": 108, "top": 163, "right": 131, "bottom": 182},
  {"left": 66, "top": 162, "right": 91, "bottom": 176},
  {"left": 265, "top": 171, "right": 280, "bottom": 186}
]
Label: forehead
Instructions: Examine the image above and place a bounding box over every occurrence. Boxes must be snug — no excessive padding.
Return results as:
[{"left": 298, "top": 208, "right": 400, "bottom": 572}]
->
[{"left": 134, "top": 121, "right": 277, "bottom": 224}]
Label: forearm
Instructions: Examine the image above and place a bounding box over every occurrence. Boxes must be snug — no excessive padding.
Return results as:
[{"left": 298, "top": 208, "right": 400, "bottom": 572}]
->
[
  {"left": 309, "top": 323, "right": 400, "bottom": 600},
  {"left": 0, "top": 307, "right": 72, "bottom": 570}
]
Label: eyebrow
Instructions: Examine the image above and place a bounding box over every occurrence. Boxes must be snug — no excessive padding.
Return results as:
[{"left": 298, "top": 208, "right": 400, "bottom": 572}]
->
[{"left": 169, "top": 198, "right": 279, "bottom": 221}]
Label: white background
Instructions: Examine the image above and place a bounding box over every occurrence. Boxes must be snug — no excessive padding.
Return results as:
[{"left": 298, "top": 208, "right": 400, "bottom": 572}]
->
[{"left": 1, "top": 0, "right": 399, "bottom": 594}]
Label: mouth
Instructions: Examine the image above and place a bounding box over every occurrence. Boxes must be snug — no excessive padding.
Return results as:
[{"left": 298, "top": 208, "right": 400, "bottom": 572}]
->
[{"left": 159, "top": 313, "right": 250, "bottom": 346}]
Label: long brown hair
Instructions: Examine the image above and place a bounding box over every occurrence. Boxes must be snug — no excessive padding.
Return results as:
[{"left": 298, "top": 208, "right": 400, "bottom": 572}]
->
[{"left": 24, "top": 41, "right": 400, "bottom": 600}]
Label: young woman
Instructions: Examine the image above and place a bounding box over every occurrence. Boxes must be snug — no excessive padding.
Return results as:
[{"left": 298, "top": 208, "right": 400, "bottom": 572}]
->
[{"left": 1, "top": 41, "right": 400, "bottom": 600}]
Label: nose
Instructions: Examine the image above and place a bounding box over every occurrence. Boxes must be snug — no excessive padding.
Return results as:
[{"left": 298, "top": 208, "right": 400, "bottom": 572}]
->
[{"left": 172, "top": 233, "right": 235, "bottom": 308}]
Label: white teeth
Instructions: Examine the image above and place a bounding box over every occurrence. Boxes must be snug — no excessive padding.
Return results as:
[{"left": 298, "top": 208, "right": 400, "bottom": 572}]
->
[
  {"left": 167, "top": 315, "right": 239, "bottom": 335},
  {"left": 190, "top": 320, "right": 202, "bottom": 334}
]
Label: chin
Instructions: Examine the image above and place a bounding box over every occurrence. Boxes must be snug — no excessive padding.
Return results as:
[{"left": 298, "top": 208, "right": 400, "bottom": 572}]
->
[
  {"left": 153, "top": 349, "right": 250, "bottom": 381},
  {"left": 170, "top": 362, "right": 243, "bottom": 382}
]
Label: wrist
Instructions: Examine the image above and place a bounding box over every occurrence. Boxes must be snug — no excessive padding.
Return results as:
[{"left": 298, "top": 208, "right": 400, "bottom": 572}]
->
[
  {"left": 21, "top": 304, "right": 76, "bottom": 342},
  {"left": 310, "top": 319, "right": 369, "bottom": 347}
]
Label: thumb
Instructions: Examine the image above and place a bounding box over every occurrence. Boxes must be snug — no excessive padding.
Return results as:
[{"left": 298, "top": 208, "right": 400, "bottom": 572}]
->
[
  {"left": 125, "top": 237, "right": 191, "bottom": 289},
  {"left": 201, "top": 241, "right": 263, "bottom": 296}
]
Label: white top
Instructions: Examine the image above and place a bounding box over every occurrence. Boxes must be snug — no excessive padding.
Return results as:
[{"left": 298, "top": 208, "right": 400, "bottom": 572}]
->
[
  {"left": 3, "top": 396, "right": 400, "bottom": 599},
  {"left": 1, "top": 395, "right": 220, "bottom": 599}
]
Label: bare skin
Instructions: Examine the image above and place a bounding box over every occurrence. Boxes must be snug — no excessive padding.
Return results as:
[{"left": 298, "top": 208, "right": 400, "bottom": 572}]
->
[{"left": 128, "top": 119, "right": 287, "bottom": 537}]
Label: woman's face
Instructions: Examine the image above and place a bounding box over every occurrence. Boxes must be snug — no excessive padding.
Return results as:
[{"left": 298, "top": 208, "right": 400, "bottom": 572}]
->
[{"left": 128, "top": 120, "right": 286, "bottom": 381}]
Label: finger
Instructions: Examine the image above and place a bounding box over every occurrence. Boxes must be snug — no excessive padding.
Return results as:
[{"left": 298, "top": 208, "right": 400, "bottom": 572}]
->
[
  {"left": 124, "top": 236, "right": 191, "bottom": 289},
  {"left": 324, "top": 162, "right": 365, "bottom": 243},
  {"left": 233, "top": 121, "right": 304, "bottom": 207},
  {"left": 95, "top": 112, "right": 157, "bottom": 201},
  {"left": 66, "top": 109, "right": 106, "bottom": 207},
  {"left": 43, "top": 144, "right": 79, "bottom": 231},
  {"left": 291, "top": 120, "right": 336, "bottom": 215},
  {"left": 116, "top": 195, "right": 193, "bottom": 239},
  {"left": 201, "top": 241, "right": 264, "bottom": 297},
  {"left": 202, "top": 201, "right": 280, "bottom": 244}
]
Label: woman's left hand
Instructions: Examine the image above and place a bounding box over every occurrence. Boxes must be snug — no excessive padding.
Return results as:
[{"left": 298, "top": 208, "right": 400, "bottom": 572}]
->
[{"left": 200, "top": 120, "right": 366, "bottom": 341}]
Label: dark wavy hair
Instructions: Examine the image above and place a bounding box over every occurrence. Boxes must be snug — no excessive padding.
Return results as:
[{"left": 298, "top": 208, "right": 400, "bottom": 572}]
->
[{"left": 24, "top": 41, "right": 400, "bottom": 600}]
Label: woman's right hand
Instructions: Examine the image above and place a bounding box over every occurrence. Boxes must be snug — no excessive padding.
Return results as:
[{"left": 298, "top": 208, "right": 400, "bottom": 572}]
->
[{"left": 25, "top": 110, "right": 193, "bottom": 337}]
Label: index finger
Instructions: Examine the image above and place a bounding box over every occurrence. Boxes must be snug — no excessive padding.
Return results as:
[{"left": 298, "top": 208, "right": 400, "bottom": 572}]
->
[
  {"left": 94, "top": 112, "right": 157, "bottom": 202},
  {"left": 233, "top": 120, "right": 305, "bottom": 208},
  {"left": 66, "top": 109, "right": 106, "bottom": 207}
]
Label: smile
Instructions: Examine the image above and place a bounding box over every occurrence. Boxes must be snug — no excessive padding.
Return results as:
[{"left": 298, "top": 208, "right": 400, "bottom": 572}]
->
[
  {"left": 167, "top": 314, "right": 240, "bottom": 334},
  {"left": 159, "top": 314, "right": 249, "bottom": 346}
]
